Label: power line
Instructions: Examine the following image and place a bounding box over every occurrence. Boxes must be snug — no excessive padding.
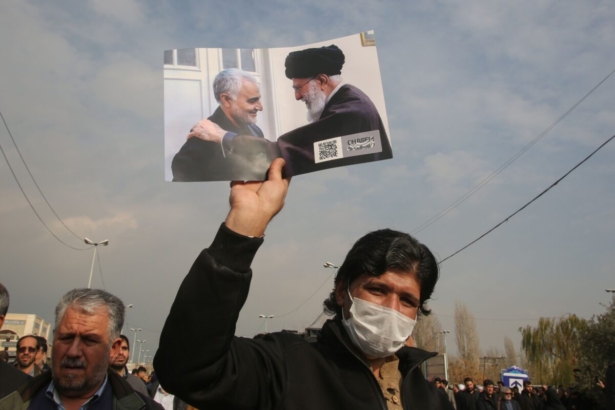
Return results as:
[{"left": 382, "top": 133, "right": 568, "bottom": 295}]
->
[
  {"left": 0, "top": 110, "right": 85, "bottom": 241},
  {"left": 438, "top": 134, "right": 615, "bottom": 265},
  {"left": 411, "top": 67, "right": 615, "bottom": 235},
  {"left": 274, "top": 269, "right": 336, "bottom": 319},
  {"left": 0, "top": 111, "right": 89, "bottom": 250},
  {"left": 0, "top": 144, "right": 90, "bottom": 251}
]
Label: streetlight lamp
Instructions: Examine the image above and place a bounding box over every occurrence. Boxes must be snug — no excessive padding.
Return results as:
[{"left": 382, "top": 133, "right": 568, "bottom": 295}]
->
[
  {"left": 140, "top": 349, "right": 149, "bottom": 364},
  {"left": 606, "top": 289, "right": 615, "bottom": 293},
  {"left": 439, "top": 330, "right": 450, "bottom": 381},
  {"left": 324, "top": 262, "right": 340, "bottom": 280},
  {"left": 137, "top": 340, "right": 146, "bottom": 363},
  {"left": 130, "top": 328, "right": 141, "bottom": 363},
  {"left": 323, "top": 262, "right": 339, "bottom": 269},
  {"left": 259, "top": 315, "right": 274, "bottom": 333},
  {"left": 121, "top": 304, "right": 133, "bottom": 334},
  {"left": 84, "top": 238, "right": 109, "bottom": 288}
]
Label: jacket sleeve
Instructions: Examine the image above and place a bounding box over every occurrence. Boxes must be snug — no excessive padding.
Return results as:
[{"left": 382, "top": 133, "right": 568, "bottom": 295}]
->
[{"left": 153, "top": 224, "right": 287, "bottom": 409}]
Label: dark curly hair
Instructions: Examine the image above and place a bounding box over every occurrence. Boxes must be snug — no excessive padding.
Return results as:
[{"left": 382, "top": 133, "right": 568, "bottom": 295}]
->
[{"left": 323, "top": 229, "right": 439, "bottom": 319}]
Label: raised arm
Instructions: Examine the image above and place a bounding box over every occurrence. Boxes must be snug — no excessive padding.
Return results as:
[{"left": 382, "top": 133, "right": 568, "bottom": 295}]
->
[{"left": 154, "top": 159, "right": 290, "bottom": 408}]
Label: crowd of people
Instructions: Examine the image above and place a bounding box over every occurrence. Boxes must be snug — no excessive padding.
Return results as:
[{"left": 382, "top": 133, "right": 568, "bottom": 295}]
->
[
  {"left": 1, "top": 160, "right": 614, "bottom": 409},
  {"left": 432, "top": 377, "right": 613, "bottom": 410}
]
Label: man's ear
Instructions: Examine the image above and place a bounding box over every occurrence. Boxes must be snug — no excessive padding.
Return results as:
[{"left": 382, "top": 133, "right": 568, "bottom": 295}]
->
[
  {"left": 0, "top": 314, "right": 5, "bottom": 330},
  {"left": 334, "top": 280, "right": 346, "bottom": 307},
  {"left": 110, "top": 337, "right": 122, "bottom": 360},
  {"left": 220, "top": 93, "right": 233, "bottom": 108},
  {"left": 316, "top": 74, "right": 328, "bottom": 89}
]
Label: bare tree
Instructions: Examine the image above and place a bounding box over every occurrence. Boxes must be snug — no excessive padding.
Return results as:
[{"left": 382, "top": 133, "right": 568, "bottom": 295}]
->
[
  {"left": 414, "top": 311, "right": 443, "bottom": 353},
  {"left": 454, "top": 301, "right": 480, "bottom": 380}
]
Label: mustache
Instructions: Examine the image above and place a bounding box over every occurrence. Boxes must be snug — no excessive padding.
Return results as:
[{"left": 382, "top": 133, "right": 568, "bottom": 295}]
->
[{"left": 61, "top": 357, "right": 86, "bottom": 369}]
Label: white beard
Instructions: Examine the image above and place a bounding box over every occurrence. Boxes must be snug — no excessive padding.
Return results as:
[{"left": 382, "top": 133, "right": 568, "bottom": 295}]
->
[{"left": 302, "top": 81, "right": 326, "bottom": 123}]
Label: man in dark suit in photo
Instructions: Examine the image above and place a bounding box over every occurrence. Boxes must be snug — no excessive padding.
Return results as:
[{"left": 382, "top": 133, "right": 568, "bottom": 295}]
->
[{"left": 172, "top": 68, "right": 266, "bottom": 181}]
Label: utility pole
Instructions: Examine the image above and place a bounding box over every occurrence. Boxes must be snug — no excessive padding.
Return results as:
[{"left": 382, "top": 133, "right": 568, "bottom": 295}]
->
[{"left": 440, "top": 330, "right": 450, "bottom": 381}]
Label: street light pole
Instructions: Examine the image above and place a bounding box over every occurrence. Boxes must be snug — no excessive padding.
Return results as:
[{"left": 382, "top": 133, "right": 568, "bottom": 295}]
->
[
  {"left": 137, "top": 340, "right": 146, "bottom": 363},
  {"left": 140, "top": 349, "right": 149, "bottom": 365},
  {"left": 121, "top": 304, "right": 133, "bottom": 335},
  {"left": 130, "top": 328, "right": 141, "bottom": 363},
  {"left": 259, "top": 315, "right": 274, "bottom": 333},
  {"left": 440, "top": 330, "right": 450, "bottom": 381},
  {"left": 84, "top": 238, "right": 109, "bottom": 288}
]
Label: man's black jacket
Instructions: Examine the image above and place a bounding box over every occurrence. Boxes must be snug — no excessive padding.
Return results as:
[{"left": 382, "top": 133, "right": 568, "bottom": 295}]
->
[{"left": 155, "top": 224, "right": 452, "bottom": 410}]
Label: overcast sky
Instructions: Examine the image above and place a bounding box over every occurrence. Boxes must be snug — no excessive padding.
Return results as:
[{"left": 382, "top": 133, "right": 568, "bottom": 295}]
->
[{"left": 1, "top": 0, "right": 614, "bottom": 365}]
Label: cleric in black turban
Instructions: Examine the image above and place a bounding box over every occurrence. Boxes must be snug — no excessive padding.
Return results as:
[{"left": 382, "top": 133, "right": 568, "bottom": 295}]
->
[{"left": 284, "top": 45, "right": 345, "bottom": 79}]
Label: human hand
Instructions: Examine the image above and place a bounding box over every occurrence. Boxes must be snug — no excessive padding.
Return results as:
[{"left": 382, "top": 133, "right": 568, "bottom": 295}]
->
[
  {"left": 187, "top": 119, "right": 226, "bottom": 143},
  {"left": 225, "top": 158, "right": 291, "bottom": 237}
]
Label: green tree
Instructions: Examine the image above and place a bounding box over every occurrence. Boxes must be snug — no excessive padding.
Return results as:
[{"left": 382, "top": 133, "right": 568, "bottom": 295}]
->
[
  {"left": 577, "top": 295, "right": 615, "bottom": 390},
  {"left": 519, "top": 314, "right": 586, "bottom": 385}
]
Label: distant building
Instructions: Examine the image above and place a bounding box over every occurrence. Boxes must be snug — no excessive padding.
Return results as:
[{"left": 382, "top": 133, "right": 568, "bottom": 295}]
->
[{"left": 0, "top": 313, "right": 52, "bottom": 360}]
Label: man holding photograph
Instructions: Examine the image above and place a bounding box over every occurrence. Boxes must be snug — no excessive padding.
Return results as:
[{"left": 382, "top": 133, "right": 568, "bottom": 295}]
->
[
  {"left": 155, "top": 158, "right": 452, "bottom": 409},
  {"left": 188, "top": 45, "right": 392, "bottom": 178}
]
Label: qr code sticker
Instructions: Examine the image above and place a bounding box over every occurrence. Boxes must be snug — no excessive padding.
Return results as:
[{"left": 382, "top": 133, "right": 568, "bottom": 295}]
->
[{"left": 314, "top": 137, "right": 343, "bottom": 163}]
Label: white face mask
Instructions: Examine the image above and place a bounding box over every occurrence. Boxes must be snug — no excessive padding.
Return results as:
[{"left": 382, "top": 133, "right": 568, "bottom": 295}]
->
[{"left": 341, "top": 289, "right": 416, "bottom": 358}]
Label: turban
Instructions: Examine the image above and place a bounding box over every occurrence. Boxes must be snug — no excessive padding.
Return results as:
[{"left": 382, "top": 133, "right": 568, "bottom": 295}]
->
[{"left": 284, "top": 45, "right": 345, "bottom": 79}]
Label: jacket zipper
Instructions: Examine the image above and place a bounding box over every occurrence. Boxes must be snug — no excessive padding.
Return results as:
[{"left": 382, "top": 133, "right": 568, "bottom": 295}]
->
[{"left": 343, "top": 347, "right": 389, "bottom": 410}]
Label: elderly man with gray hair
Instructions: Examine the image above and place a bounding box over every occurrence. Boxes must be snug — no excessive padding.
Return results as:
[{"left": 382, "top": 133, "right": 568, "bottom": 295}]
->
[
  {"left": 172, "top": 68, "right": 267, "bottom": 181},
  {"left": 0, "top": 288, "right": 161, "bottom": 410}
]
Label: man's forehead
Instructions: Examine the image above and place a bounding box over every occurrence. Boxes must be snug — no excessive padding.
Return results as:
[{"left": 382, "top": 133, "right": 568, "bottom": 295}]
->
[
  {"left": 355, "top": 270, "right": 419, "bottom": 289},
  {"left": 19, "top": 336, "right": 37, "bottom": 347},
  {"left": 240, "top": 80, "right": 260, "bottom": 93},
  {"left": 57, "top": 306, "right": 109, "bottom": 333}
]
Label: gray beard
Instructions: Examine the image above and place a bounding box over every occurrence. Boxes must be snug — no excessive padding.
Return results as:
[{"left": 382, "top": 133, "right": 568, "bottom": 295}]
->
[
  {"left": 303, "top": 82, "right": 326, "bottom": 123},
  {"left": 54, "top": 356, "right": 108, "bottom": 398},
  {"left": 229, "top": 103, "right": 258, "bottom": 126}
]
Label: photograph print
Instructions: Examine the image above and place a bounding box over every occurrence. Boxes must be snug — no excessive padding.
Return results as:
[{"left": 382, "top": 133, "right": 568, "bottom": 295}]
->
[{"left": 164, "top": 32, "right": 392, "bottom": 182}]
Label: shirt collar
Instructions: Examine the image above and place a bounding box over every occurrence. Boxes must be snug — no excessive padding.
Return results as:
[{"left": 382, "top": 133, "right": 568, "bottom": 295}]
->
[
  {"left": 46, "top": 373, "right": 109, "bottom": 410},
  {"left": 325, "top": 81, "right": 345, "bottom": 104}
]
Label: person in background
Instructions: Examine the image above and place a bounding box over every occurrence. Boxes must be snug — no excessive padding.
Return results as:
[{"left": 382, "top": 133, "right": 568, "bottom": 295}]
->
[
  {"left": 0, "top": 283, "right": 30, "bottom": 398},
  {"left": 14, "top": 336, "right": 41, "bottom": 377},
  {"left": 109, "top": 334, "right": 150, "bottom": 397},
  {"left": 478, "top": 380, "right": 497, "bottom": 410},
  {"left": 442, "top": 379, "right": 457, "bottom": 409},
  {"left": 460, "top": 377, "right": 481, "bottom": 410},
  {"left": 0, "top": 288, "right": 162, "bottom": 409},
  {"left": 34, "top": 336, "right": 51, "bottom": 372},
  {"left": 499, "top": 388, "right": 521, "bottom": 410}
]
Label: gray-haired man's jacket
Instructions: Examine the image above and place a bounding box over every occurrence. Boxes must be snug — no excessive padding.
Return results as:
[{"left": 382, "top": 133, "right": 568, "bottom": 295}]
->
[{"left": 0, "top": 368, "right": 162, "bottom": 410}]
